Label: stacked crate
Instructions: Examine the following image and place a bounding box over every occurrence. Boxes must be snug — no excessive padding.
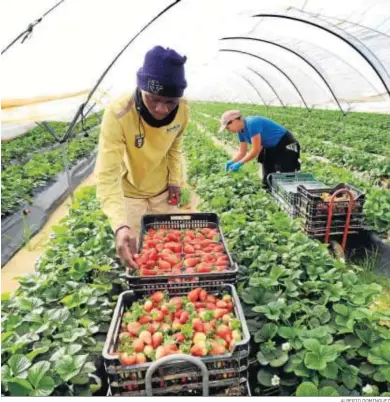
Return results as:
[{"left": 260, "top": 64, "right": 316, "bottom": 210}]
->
[{"left": 103, "top": 213, "right": 250, "bottom": 396}]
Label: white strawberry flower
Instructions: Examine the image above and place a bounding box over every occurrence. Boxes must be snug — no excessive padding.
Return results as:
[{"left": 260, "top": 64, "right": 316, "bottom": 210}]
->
[
  {"left": 282, "top": 342, "right": 291, "bottom": 351},
  {"left": 362, "top": 384, "right": 373, "bottom": 395},
  {"left": 271, "top": 374, "right": 280, "bottom": 386}
]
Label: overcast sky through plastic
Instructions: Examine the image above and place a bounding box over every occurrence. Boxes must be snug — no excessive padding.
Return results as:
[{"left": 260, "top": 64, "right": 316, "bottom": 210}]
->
[{"left": 1, "top": 0, "right": 390, "bottom": 124}]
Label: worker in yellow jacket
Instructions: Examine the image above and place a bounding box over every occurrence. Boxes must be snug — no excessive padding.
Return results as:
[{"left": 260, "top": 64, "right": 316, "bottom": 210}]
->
[{"left": 95, "top": 46, "right": 189, "bottom": 269}]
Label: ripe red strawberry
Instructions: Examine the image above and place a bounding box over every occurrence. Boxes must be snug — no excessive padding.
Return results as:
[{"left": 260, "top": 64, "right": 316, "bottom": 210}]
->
[
  {"left": 213, "top": 244, "right": 224, "bottom": 252},
  {"left": 194, "top": 302, "right": 205, "bottom": 309},
  {"left": 216, "top": 324, "right": 230, "bottom": 340},
  {"left": 151, "top": 309, "right": 164, "bottom": 322},
  {"left": 179, "top": 311, "right": 189, "bottom": 324},
  {"left": 149, "top": 249, "right": 158, "bottom": 261},
  {"left": 138, "top": 315, "right": 152, "bottom": 325},
  {"left": 215, "top": 308, "right": 229, "bottom": 320},
  {"left": 209, "top": 340, "right": 226, "bottom": 356},
  {"left": 216, "top": 300, "right": 228, "bottom": 308},
  {"left": 199, "top": 289, "right": 208, "bottom": 302},
  {"left": 203, "top": 322, "right": 214, "bottom": 335},
  {"left": 216, "top": 258, "right": 228, "bottom": 266},
  {"left": 158, "top": 260, "right": 171, "bottom": 272},
  {"left": 127, "top": 322, "right": 141, "bottom": 336},
  {"left": 151, "top": 291, "right": 165, "bottom": 304},
  {"left": 206, "top": 295, "right": 217, "bottom": 304},
  {"left": 197, "top": 263, "right": 212, "bottom": 273},
  {"left": 152, "top": 332, "right": 163, "bottom": 348},
  {"left": 185, "top": 257, "right": 200, "bottom": 267},
  {"left": 169, "top": 297, "right": 182, "bottom": 309},
  {"left": 155, "top": 345, "right": 166, "bottom": 360},
  {"left": 148, "top": 322, "right": 160, "bottom": 334},
  {"left": 190, "top": 342, "right": 208, "bottom": 356},
  {"left": 120, "top": 352, "right": 136, "bottom": 365},
  {"left": 174, "top": 332, "right": 185, "bottom": 342},
  {"left": 225, "top": 302, "right": 233, "bottom": 313},
  {"left": 175, "top": 309, "right": 184, "bottom": 319},
  {"left": 139, "top": 330, "right": 152, "bottom": 346},
  {"left": 164, "top": 343, "right": 178, "bottom": 353},
  {"left": 192, "top": 318, "right": 204, "bottom": 333},
  {"left": 183, "top": 244, "right": 195, "bottom": 254},
  {"left": 132, "top": 338, "right": 145, "bottom": 353},
  {"left": 135, "top": 352, "right": 147, "bottom": 364},
  {"left": 144, "top": 300, "right": 153, "bottom": 312},
  {"left": 222, "top": 328, "right": 231, "bottom": 341},
  {"left": 187, "top": 288, "right": 202, "bottom": 302},
  {"left": 140, "top": 268, "right": 157, "bottom": 276},
  {"left": 206, "top": 302, "right": 216, "bottom": 310}
]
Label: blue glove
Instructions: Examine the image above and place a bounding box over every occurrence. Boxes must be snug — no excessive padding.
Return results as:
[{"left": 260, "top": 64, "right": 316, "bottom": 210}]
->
[
  {"left": 229, "top": 161, "right": 244, "bottom": 172},
  {"left": 225, "top": 160, "right": 234, "bottom": 171}
]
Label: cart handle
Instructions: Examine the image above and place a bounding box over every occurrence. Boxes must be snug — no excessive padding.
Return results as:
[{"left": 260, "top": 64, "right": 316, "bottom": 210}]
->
[
  {"left": 266, "top": 173, "right": 275, "bottom": 188},
  {"left": 145, "top": 354, "right": 209, "bottom": 396},
  {"left": 324, "top": 188, "right": 355, "bottom": 251}
]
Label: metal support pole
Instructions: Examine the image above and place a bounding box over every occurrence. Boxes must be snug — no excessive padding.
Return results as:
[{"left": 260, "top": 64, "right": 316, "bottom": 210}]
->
[{"left": 60, "top": 142, "right": 74, "bottom": 201}]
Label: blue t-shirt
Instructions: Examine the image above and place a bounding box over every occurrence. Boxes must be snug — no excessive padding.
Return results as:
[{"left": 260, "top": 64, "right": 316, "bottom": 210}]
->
[{"left": 238, "top": 116, "right": 287, "bottom": 148}]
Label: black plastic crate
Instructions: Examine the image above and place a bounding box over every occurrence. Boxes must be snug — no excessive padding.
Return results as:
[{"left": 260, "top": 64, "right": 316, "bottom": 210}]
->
[
  {"left": 297, "top": 183, "right": 365, "bottom": 220},
  {"left": 268, "top": 173, "right": 326, "bottom": 218},
  {"left": 102, "top": 284, "right": 250, "bottom": 396},
  {"left": 107, "top": 377, "right": 251, "bottom": 396},
  {"left": 300, "top": 215, "right": 364, "bottom": 237},
  {"left": 125, "top": 213, "right": 238, "bottom": 290}
]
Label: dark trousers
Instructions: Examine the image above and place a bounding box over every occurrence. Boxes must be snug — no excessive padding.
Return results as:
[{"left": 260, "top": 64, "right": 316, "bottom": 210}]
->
[{"left": 258, "top": 131, "right": 301, "bottom": 188}]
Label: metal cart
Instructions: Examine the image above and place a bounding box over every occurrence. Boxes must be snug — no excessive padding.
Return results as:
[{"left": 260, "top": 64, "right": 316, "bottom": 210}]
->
[{"left": 267, "top": 172, "right": 365, "bottom": 256}]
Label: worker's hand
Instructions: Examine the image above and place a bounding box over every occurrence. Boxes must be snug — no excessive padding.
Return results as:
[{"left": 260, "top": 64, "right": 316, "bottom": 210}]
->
[
  {"left": 229, "top": 161, "right": 244, "bottom": 172},
  {"left": 115, "top": 226, "right": 138, "bottom": 271},
  {"left": 168, "top": 185, "right": 180, "bottom": 205},
  {"left": 225, "top": 160, "right": 234, "bottom": 171}
]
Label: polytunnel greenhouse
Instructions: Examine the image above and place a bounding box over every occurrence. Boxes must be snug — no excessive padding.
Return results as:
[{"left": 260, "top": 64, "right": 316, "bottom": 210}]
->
[{"left": 1, "top": 0, "right": 390, "bottom": 398}]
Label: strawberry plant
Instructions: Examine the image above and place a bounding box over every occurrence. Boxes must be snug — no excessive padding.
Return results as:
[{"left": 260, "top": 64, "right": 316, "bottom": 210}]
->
[
  {"left": 1, "top": 187, "right": 126, "bottom": 396},
  {"left": 183, "top": 120, "right": 390, "bottom": 397},
  {"left": 2, "top": 112, "right": 102, "bottom": 169},
  {"left": 1, "top": 129, "right": 99, "bottom": 216},
  {"left": 194, "top": 110, "right": 390, "bottom": 241}
]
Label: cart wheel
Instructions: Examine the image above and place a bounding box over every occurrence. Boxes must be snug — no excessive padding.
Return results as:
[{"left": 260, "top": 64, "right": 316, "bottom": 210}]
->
[{"left": 330, "top": 241, "right": 345, "bottom": 261}]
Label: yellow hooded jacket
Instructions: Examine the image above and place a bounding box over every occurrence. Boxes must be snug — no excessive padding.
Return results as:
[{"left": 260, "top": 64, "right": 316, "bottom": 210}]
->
[{"left": 95, "top": 92, "right": 189, "bottom": 232}]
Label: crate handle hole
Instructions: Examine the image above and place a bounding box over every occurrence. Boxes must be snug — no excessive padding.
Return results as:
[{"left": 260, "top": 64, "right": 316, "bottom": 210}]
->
[{"left": 170, "top": 216, "right": 192, "bottom": 221}]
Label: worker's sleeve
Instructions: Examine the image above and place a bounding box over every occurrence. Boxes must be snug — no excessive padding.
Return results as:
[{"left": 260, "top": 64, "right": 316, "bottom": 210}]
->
[
  {"left": 95, "top": 108, "right": 126, "bottom": 232},
  {"left": 167, "top": 103, "right": 189, "bottom": 185}
]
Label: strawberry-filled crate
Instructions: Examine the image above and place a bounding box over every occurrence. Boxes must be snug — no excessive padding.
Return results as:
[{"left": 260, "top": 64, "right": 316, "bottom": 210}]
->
[
  {"left": 297, "top": 183, "right": 365, "bottom": 220},
  {"left": 125, "top": 213, "right": 238, "bottom": 291},
  {"left": 297, "top": 183, "right": 365, "bottom": 238},
  {"left": 102, "top": 283, "right": 250, "bottom": 396}
]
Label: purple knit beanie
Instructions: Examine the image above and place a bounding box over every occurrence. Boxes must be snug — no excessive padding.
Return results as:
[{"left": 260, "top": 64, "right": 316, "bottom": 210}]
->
[{"left": 137, "top": 46, "right": 187, "bottom": 97}]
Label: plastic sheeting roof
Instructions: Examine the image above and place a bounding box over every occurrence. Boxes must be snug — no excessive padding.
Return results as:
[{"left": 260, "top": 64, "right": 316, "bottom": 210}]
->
[{"left": 1, "top": 0, "right": 390, "bottom": 130}]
